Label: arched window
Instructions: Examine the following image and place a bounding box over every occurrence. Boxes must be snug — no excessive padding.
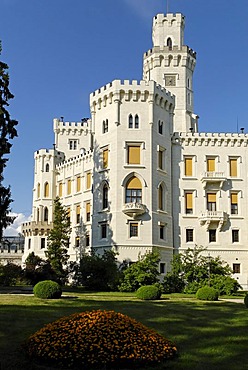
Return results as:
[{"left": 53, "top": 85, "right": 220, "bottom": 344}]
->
[
  {"left": 37, "top": 183, "right": 40, "bottom": 198},
  {"left": 158, "top": 120, "right": 163, "bottom": 135},
  {"left": 44, "top": 182, "right": 49, "bottom": 198},
  {"left": 135, "top": 114, "right": 139, "bottom": 129},
  {"left": 158, "top": 184, "right": 164, "bottom": 210},
  {"left": 126, "top": 176, "right": 142, "bottom": 204},
  {"left": 128, "top": 114, "right": 133, "bottom": 129},
  {"left": 37, "top": 208, "right": 40, "bottom": 222},
  {"left": 103, "top": 184, "right": 108, "bottom": 209},
  {"left": 45, "top": 163, "right": 49, "bottom": 172},
  {"left": 103, "top": 119, "right": 108, "bottom": 133},
  {"left": 44, "top": 207, "right": 48, "bottom": 222},
  {"left": 167, "top": 37, "right": 172, "bottom": 50}
]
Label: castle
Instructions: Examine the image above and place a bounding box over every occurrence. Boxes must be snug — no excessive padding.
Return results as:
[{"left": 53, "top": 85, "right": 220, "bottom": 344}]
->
[{"left": 22, "top": 12, "right": 248, "bottom": 289}]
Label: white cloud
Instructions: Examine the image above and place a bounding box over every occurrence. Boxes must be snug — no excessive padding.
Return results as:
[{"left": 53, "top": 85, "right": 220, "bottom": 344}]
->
[
  {"left": 123, "top": 0, "right": 162, "bottom": 20},
  {"left": 3, "top": 213, "right": 31, "bottom": 237}
]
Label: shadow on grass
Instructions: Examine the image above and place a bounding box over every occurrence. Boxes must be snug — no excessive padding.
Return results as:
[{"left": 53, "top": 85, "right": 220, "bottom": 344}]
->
[{"left": 0, "top": 296, "right": 248, "bottom": 370}]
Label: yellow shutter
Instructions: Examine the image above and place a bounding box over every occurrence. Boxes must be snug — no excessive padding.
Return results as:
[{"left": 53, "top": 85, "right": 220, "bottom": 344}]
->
[
  {"left": 128, "top": 146, "right": 140, "bottom": 164},
  {"left": 103, "top": 149, "right": 108, "bottom": 168},
  {"left": 86, "top": 202, "right": 90, "bottom": 213},
  {"left": 86, "top": 172, "right": 91, "bottom": 189},
  {"left": 37, "top": 183, "right": 40, "bottom": 198},
  {"left": 230, "top": 159, "right": 237, "bottom": 177},
  {"left": 207, "top": 193, "right": 216, "bottom": 202},
  {"left": 185, "top": 158, "right": 193, "bottom": 176},
  {"left": 59, "top": 183, "right": 63, "bottom": 197},
  {"left": 186, "top": 192, "right": 193, "bottom": 208},
  {"left": 76, "top": 176, "right": 81, "bottom": 192},
  {"left": 44, "top": 182, "right": 49, "bottom": 197},
  {"left": 67, "top": 179, "right": 71, "bottom": 195},
  {"left": 127, "top": 177, "right": 142, "bottom": 189},
  {"left": 231, "top": 193, "right": 238, "bottom": 204},
  {"left": 207, "top": 158, "right": 215, "bottom": 172},
  {"left": 67, "top": 208, "right": 71, "bottom": 220},
  {"left": 76, "top": 205, "right": 81, "bottom": 215}
]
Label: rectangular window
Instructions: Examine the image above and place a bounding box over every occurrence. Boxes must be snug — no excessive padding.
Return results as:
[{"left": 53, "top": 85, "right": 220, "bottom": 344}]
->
[
  {"left": 159, "top": 225, "right": 165, "bottom": 240},
  {"left": 67, "top": 208, "right": 71, "bottom": 222},
  {"left": 128, "top": 146, "right": 140, "bottom": 165},
  {"left": 209, "top": 229, "right": 216, "bottom": 243},
  {"left": 86, "top": 172, "right": 91, "bottom": 189},
  {"left": 186, "top": 229, "right": 194, "bottom": 242},
  {"left": 207, "top": 193, "right": 216, "bottom": 211},
  {"left": 185, "top": 192, "right": 193, "bottom": 214},
  {"left": 230, "top": 158, "right": 237, "bottom": 177},
  {"left": 101, "top": 223, "right": 107, "bottom": 239},
  {"left": 232, "top": 230, "right": 239, "bottom": 243},
  {"left": 86, "top": 234, "right": 90, "bottom": 247},
  {"left": 233, "top": 263, "right": 240, "bottom": 273},
  {"left": 231, "top": 193, "right": 238, "bottom": 215},
  {"left": 28, "top": 239, "right": 31, "bottom": 249},
  {"left": 75, "top": 237, "right": 80, "bottom": 249},
  {"left": 76, "top": 176, "right": 81, "bottom": 192},
  {"left": 103, "top": 148, "right": 108, "bottom": 169},
  {"left": 67, "top": 179, "right": 71, "bottom": 195},
  {"left": 41, "top": 238, "right": 45, "bottom": 249},
  {"left": 86, "top": 202, "right": 90, "bottom": 222},
  {"left": 76, "top": 205, "right": 81, "bottom": 224},
  {"left": 207, "top": 158, "right": 215, "bottom": 172},
  {"left": 69, "top": 140, "right": 77, "bottom": 150},
  {"left": 185, "top": 157, "right": 193, "bottom": 176},
  {"left": 158, "top": 150, "right": 164, "bottom": 170},
  {"left": 130, "top": 222, "right": 138, "bottom": 237},
  {"left": 160, "top": 263, "right": 166, "bottom": 274},
  {"left": 59, "top": 182, "right": 63, "bottom": 197}
]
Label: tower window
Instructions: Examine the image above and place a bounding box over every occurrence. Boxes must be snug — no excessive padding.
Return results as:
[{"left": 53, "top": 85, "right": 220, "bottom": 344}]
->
[
  {"left": 103, "top": 120, "right": 108, "bottom": 133},
  {"left": 86, "top": 172, "right": 91, "bottom": 189},
  {"left": 185, "top": 157, "right": 193, "bottom": 176},
  {"left": 232, "top": 230, "right": 239, "bottom": 243},
  {"left": 159, "top": 224, "right": 165, "bottom": 240},
  {"left": 158, "top": 149, "right": 164, "bottom": 170},
  {"left": 41, "top": 238, "right": 46, "bottom": 249},
  {"left": 185, "top": 192, "right": 193, "bottom": 214},
  {"left": 44, "top": 207, "right": 48, "bottom": 222},
  {"left": 126, "top": 177, "right": 142, "bottom": 204},
  {"left": 127, "top": 145, "right": 140, "bottom": 165},
  {"left": 207, "top": 158, "right": 215, "bottom": 173},
  {"left": 103, "top": 148, "right": 108, "bottom": 169},
  {"left": 44, "top": 182, "right": 49, "bottom": 198},
  {"left": 59, "top": 182, "right": 63, "bottom": 197},
  {"left": 130, "top": 222, "right": 138, "bottom": 237},
  {"left": 76, "top": 205, "right": 81, "bottom": 224},
  {"left": 86, "top": 202, "right": 91, "bottom": 222},
  {"left": 67, "top": 179, "right": 71, "bottom": 195},
  {"left": 45, "top": 163, "right": 49, "bottom": 172},
  {"left": 103, "top": 184, "right": 108, "bottom": 209},
  {"left": 101, "top": 223, "right": 107, "bottom": 239},
  {"left": 37, "top": 183, "right": 40, "bottom": 198},
  {"left": 128, "top": 114, "right": 133, "bottom": 128},
  {"left": 231, "top": 193, "right": 238, "bottom": 215},
  {"left": 207, "top": 193, "right": 216, "bottom": 212},
  {"left": 167, "top": 37, "right": 172, "bottom": 50},
  {"left": 209, "top": 229, "right": 216, "bottom": 243},
  {"left": 229, "top": 158, "right": 238, "bottom": 177},
  {"left": 160, "top": 263, "right": 166, "bottom": 274},
  {"left": 135, "top": 115, "right": 139, "bottom": 129},
  {"left": 69, "top": 140, "right": 77, "bottom": 150},
  {"left": 158, "top": 120, "right": 163, "bottom": 135},
  {"left": 76, "top": 176, "right": 81, "bottom": 192},
  {"left": 158, "top": 184, "right": 164, "bottom": 211}
]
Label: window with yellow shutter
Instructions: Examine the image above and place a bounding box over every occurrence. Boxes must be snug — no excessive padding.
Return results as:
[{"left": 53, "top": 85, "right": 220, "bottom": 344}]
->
[
  {"left": 44, "top": 182, "right": 49, "bottom": 198},
  {"left": 76, "top": 176, "right": 81, "bottom": 192},
  {"left": 185, "top": 157, "right": 193, "bottom": 176},
  {"left": 76, "top": 205, "right": 81, "bottom": 223},
  {"left": 59, "top": 182, "right": 63, "bottom": 197},
  {"left": 86, "top": 172, "right": 91, "bottom": 189},
  {"left": 207, "top": 158, "right": 215, "bottom": 172},
  {"left": 185, "top": 192, "right": 193, "bottom": 214},
  {"left": 67, "top": 179, "right": 71, "bottom": 195},
  {"left": 128, "top": 146, "right": 140, "bottom": 165},
  {"left": 86, "top": 202, "right": 91, "bottom": 222},
  {"left": 231, "top": 193, "right": 238, "bottom": 214},
  {"left": 230, "top": 158, "right": 237, "bottom": 177},
  {"left": 67, "top": 207, "right": 71, "bottom": 221},
  {"left": 207, "top": 193, "right": 216, "bottom": 211},
  {"left": 103, "top": 148, "right": 108, "bottom": 169},
  {"left": 37, "top": 183, "right": 40, "bottom": 198}
]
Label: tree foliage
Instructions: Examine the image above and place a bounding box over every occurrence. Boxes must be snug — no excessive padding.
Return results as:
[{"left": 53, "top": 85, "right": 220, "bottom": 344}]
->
[
  {"left": 24, "top": 252, "right": 56, "bottom": 285},
  {"left": 45, "top": 197, "right": 71, "bottom": 284},
  {"left": 0, "top": 43, "right": 18, "bottom": 239},
  {"left": 118, "top": 251, "right": 161, "bottom": 292},
  {"left": 163, "top": 246, "right": 241, "bottom": 295},
  {"left": 71, "top": 250, "right": 120, "bottom": 291}
]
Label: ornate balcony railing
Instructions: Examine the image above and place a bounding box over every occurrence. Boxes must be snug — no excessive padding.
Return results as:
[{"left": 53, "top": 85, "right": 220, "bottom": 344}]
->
[
  {"left": 201, "top": 172, "right": 227, "bottom": 189},
  {"left": 199, "top": 211, "right": 228, "bottom": 230}
]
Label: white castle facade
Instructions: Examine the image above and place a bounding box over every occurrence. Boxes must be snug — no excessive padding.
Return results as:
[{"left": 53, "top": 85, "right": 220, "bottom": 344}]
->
[{"left": 22, "top": 13, "right": 248, "bottom": 289}]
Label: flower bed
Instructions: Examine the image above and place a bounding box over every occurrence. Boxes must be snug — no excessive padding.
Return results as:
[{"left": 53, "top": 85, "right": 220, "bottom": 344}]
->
[{"left": 24, "top": 309, "right": 177, "bottom": 369}]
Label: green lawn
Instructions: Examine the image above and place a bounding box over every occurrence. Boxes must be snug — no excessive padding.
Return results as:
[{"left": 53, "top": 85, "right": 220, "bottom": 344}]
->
[{"left": 0, "top": 290, "right": 248, "bottom": 370}]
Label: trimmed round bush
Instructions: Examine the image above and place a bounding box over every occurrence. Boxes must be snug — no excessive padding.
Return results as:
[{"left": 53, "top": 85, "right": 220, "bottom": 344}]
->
[
  {"left": 244, "top": 294, "right": 248, "bottom": 308},
  {"left": 24, "top": 310, "right": 177, "bottom": 369},
  {"left": 33, "top": 280, "right": 62, "bottom": 299},
  {"left": 136, "top": 285, "right": 161, "bottom": 300},
  {"left": 196, "top": 286, "right": 218, "bottom": 301}
]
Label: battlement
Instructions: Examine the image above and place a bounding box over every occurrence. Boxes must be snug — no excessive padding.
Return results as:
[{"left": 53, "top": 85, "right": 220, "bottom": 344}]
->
[
  {"left": 53, "top": 118, "right": 90, "bottom": 130},
  {"left": 153, "top": 13, "right": 185, "bottom": 25},
  {"left": 90, "top": 79, "right": 174, "bottom": 103},
  {"left": 56, "top": 149, "right": 93, "bottom": 170},
  {"left": 172, "top": 132, "right": 248, "bottom": 147},
  {"left": 35, "top": 149, "right": 64, "bottom": 159},
  {"left": 144, "top": 45, "right": 196, "bottom": 59}
]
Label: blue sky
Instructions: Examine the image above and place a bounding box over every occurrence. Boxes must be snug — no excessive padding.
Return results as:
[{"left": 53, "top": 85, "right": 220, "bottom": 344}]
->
[{"left": 1, "top": 0, "right": 248, "bottom": 233}]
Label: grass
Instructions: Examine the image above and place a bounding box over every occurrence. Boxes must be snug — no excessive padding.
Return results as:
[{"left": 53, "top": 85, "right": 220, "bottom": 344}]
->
[{"left": 0, "top": 289, "right": 248, "bottom": 370}]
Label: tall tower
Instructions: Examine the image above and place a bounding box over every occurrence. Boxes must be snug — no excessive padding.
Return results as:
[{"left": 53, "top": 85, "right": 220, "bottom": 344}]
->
[{"left": 143, "top": 13, "right": 198, "bottom": 133}]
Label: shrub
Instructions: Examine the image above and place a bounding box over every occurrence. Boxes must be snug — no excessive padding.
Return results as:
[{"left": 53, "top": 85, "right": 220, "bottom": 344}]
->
[
  {"left": 210, "top": 275, "right": 242, "bottom": 295},
  {"left": 24, "top": 310, "right": 177, "bottom": 369},
  {"left": 244, "top": 294, "right": 248, "bottom": 308},
  {"left": 33, "top": 280, "right": 62, "bottom": 299},
  {"left": 136, "top": 285, "right": 161, "bottom": 300},
  {"left": 162, "top": 273, "right": 185, "bottom": 293},
  {"left": 196, "top": 286, "right": 218, "bottom": 301}
]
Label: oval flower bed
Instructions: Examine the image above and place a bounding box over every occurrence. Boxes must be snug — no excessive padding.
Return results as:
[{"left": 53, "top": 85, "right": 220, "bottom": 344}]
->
[{"left": 24, "top": 309, "right": 177, "bottom": 369}]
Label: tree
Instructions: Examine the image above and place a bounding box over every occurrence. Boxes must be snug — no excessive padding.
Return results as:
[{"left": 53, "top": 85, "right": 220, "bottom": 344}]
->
[
  {"left": 118, "top": 251, "right": 161, "bottom": 292},
  {"left": 45, "top": 197, "right": 71, "bottom": 284},
  {"left": 0, "top": 43, "right": 18, "bottom": 240},
  {"left": 23, "top": 252, "right": 56, "bottom": 285}
]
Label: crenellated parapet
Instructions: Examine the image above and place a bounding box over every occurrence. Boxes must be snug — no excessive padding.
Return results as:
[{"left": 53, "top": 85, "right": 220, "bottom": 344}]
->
[
  {"left": 90, "top": 79, "right": 175, "bottom": 112},
  {"left": 56, "top": 149, "right": 93, "bottom": 170},
  {"left": 172, "top": 132, "right": 248, "bottom": 147},
  {"left": 53, "top": 118, "right": 91, "bottom": 136}
]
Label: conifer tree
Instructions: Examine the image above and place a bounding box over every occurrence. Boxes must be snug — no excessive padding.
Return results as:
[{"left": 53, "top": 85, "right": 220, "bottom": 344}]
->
[
  {"left": 45, "top": 197, "right": 71, "bottom": 284},
  {"left": 0, "top": 43, "right": 18, "bottom": 240}
]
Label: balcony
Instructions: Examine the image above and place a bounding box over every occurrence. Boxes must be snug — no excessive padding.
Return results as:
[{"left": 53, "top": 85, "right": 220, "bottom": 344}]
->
[
  {"left": 21, "top": 221, "right": 54, "bottom": 237},
  {"left": 201, "top": 171, "right": 227, "bottom": 189},
  {"left": 199, "top": 211, "right": 228, "bottom": 230},
  {"left": 122, "top": 202, "right": 147, "bottom": 218}
]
